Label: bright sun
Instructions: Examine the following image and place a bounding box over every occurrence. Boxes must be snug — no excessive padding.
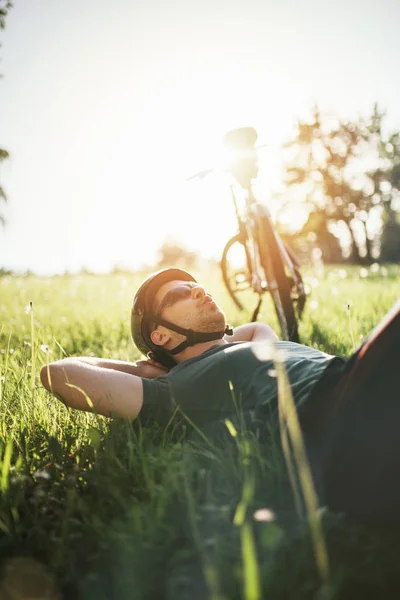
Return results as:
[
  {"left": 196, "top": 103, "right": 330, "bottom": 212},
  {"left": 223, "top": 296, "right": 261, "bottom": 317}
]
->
[{"left": 55, "top": 70, "right": 304, "bottom": 273}]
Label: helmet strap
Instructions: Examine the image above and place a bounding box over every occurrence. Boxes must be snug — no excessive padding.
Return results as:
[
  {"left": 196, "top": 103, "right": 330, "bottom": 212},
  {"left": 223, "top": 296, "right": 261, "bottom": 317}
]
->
[{"left": 152, "top": 315, "right": 233, "bottom": 356}]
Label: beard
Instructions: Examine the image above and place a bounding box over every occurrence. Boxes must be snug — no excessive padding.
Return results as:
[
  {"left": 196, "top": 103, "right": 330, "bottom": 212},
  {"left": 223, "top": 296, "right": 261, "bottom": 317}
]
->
[
  {"left": 163, "top": 297, "right": 228, "bottom": 337},
  {"left": 195, "top": 304, "right": 226, "bottom": 333}
]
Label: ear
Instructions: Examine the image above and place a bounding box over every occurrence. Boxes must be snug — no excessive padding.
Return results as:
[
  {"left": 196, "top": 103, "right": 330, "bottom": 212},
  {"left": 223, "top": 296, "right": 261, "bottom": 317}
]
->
[{"left": 150, "top": 326, "right": 171, "bottom": 347}]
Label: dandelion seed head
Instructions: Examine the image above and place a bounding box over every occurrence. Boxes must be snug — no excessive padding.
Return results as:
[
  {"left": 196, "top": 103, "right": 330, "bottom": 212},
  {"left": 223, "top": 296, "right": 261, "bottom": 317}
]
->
[
  {"left": 360, "top": 268, "right": 368, "bottom": 278},
  {"left": 370, "top": 263, "right": 379, "bottom": 273},
  {"left": 34, "top": 470, "right": 51, "bottom": 480},
  {"left": 253, "top": 508, "right": 275, "bottom": 522}
]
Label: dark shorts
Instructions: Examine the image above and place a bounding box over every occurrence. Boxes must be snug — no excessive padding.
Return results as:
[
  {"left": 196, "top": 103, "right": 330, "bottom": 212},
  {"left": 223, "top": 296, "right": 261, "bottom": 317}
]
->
[
  {"left": 303, "top": 331, "right": 400, "bottom": 522},
  {"left": 299, "top": 355, "right": 349, "bottom": 431}
]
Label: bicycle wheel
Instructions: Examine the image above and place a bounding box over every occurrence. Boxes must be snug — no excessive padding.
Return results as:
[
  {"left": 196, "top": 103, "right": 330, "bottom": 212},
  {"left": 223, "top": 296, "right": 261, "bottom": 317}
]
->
[
  {"left": 220, "top": 234, "right": 252, "bottom": 311},
  {"left": 283, "top": 242, "right": 307, "bottom": 318},
  {"left": 256, "top": 216, "right": 300, "bottom": 342}
]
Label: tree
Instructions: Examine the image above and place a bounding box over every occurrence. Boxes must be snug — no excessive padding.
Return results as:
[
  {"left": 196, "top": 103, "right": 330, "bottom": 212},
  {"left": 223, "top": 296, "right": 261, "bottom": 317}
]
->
[
  {"left": 0, "top": 1, "right": 12, "bottom": 22},
  {"left": 0, "top": 148, "right": 9, "bottom": 225},
  {"left": 0, "top": 0, "right": 12, "bottom": 69},
  {"left": 365, "top": 105, "right": 400, "bottom": 262},
  {"left": 156, "top": 238, "right": 198, "bottom": 270},
  {"left": 0, "top": 1, "right": 12, "bottom": 225},
  {"left": 280, "top": 105, "right": 400, "bottom": 264},
  {"left": 285, "top": 207, "right": 343, "bottom": 265},
  {"left": 281, "top": 106, "right": 377, "bottom": 263}
]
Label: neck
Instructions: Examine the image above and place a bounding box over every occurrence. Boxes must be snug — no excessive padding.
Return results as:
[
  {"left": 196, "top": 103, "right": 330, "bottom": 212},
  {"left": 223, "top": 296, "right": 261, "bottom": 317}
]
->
[{"left": 173, "top": 338, "right": 227, "bottom": 363}]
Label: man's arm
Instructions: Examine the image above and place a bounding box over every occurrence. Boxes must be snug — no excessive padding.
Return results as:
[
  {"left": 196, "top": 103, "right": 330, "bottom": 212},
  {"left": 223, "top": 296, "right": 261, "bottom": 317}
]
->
[
  {"left": 227, "top": 322, "right": 279, "bottom": 343},
  {"left": 40, "top": 358, "right": 144, "bottom": 419},
  {"left": 70, "top": 357, "right": 169, "bottom": 379}
]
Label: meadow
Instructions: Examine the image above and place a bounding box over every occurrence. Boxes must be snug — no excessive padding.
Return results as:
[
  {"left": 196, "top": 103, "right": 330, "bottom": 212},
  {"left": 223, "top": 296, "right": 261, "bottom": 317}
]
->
[{"left": 0, "top": 263, "right": 399, "bottom": 600}]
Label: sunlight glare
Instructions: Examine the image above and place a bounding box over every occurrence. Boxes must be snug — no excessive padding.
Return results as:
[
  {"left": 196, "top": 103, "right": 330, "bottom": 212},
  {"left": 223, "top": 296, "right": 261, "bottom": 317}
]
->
[{"left": 65, "top": 70, "right": 303, "bottom": 272}]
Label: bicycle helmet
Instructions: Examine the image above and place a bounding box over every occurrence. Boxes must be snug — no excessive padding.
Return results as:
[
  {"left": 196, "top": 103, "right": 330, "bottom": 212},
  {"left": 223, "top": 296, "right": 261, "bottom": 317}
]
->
[{"left": 131, "top": 268, "right": 233, "bottom": 367}]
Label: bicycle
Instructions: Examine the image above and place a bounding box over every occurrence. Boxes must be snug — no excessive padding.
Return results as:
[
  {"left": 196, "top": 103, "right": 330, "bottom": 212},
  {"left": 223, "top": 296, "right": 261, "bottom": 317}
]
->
[{"left": 189, "top": 127, "right": 307, "bottom": 342}]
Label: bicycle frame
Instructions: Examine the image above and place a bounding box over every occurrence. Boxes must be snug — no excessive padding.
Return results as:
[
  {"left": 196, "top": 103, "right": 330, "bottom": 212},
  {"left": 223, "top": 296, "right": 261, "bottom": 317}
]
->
[
  {"left": 187, "top": 126, "right": 307, "bottom": 338},
  {"left": 229, "top": 181, "right": 301, "bottom": 296},
  {"left": 221, "top": 172, "right": 307, "bottom": 336}
]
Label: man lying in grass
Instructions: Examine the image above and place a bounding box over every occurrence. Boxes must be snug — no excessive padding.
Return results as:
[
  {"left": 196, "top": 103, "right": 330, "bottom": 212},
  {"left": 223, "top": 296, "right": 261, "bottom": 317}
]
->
[{"left": 41, "top": 268, "right": 400, "bottom": 523}]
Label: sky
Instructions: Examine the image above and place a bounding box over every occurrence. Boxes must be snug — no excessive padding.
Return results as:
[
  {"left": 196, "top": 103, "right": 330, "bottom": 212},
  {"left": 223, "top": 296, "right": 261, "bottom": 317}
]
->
[{"left": 1, "top": 0, "right": 400, "bottom": 275}]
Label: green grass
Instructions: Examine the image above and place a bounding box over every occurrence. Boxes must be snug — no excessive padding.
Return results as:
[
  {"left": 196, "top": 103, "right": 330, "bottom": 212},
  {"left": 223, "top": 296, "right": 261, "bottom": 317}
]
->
[{"left": 0, "top": 263, "right": 399, "bottom": 599}]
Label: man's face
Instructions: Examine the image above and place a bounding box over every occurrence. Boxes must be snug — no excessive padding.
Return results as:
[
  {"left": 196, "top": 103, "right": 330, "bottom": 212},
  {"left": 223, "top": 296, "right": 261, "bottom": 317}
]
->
[{"left": 152, "top": 279, "right": 226, "bottom": 334}]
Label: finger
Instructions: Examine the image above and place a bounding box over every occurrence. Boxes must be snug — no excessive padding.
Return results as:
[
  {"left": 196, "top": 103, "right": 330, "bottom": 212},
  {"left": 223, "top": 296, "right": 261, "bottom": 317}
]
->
[{"left": 148, "top": 359, "right": 164, "bottom": 368}]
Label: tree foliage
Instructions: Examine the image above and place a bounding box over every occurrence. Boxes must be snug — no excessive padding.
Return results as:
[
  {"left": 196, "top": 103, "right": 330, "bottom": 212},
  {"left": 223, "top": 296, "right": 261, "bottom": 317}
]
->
[
  {"left": 366, "top": 107, "right": 400, "bottom": 262},
  {"left": 0, "top": 0, "right": 12, "bottom": 30},
  {"left": 281, "top": 105, "right": 400, "bottom": 264},
  {"left": 0, "top": 1, "right": 12, "bottom": 225},
  {"left": 0, "top": 146, "right": 9, "bottom": 226},
  {"left": 156, "top": 238, "right": 198, "bottom": 270},
  {"left": 0, "top": 0, "right": 12, "bottom": 66}
]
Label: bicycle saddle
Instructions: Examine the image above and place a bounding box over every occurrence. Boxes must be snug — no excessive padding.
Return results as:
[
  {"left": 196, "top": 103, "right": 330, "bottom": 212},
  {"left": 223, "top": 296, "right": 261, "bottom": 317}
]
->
[{"left": 223, "top": 127, "right": 258, "bottom": 151}]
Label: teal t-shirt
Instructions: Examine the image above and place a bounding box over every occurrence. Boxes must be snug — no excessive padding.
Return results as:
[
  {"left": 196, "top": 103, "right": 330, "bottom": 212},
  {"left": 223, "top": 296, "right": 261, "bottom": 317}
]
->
[{"left": 140, "top": 341, "right": 339, "bottom": 431}]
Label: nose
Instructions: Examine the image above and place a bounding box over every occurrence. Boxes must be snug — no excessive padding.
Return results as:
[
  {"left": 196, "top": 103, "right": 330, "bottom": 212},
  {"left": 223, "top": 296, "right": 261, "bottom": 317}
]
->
[{"left": 190, "top": 285, "right": 206, "bottom": 300}]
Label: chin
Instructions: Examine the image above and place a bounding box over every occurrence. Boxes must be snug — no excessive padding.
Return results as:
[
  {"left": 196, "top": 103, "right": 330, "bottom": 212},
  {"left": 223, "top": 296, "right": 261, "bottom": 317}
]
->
[
  {"left": 199, "top": 303, "right": 226, "bottom": 330},
  {"left": 210, "top": 314, "right": 227, "bottom": 331}
]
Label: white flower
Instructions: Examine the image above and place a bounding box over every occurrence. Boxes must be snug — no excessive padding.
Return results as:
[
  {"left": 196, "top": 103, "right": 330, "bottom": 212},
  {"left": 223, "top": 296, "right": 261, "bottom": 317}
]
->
[
  {"left": 253, "top": 508, "right": 275, "bottom": 522},
  {"left": 34, "top": 470, "right": 51, "bottom": 480}
]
